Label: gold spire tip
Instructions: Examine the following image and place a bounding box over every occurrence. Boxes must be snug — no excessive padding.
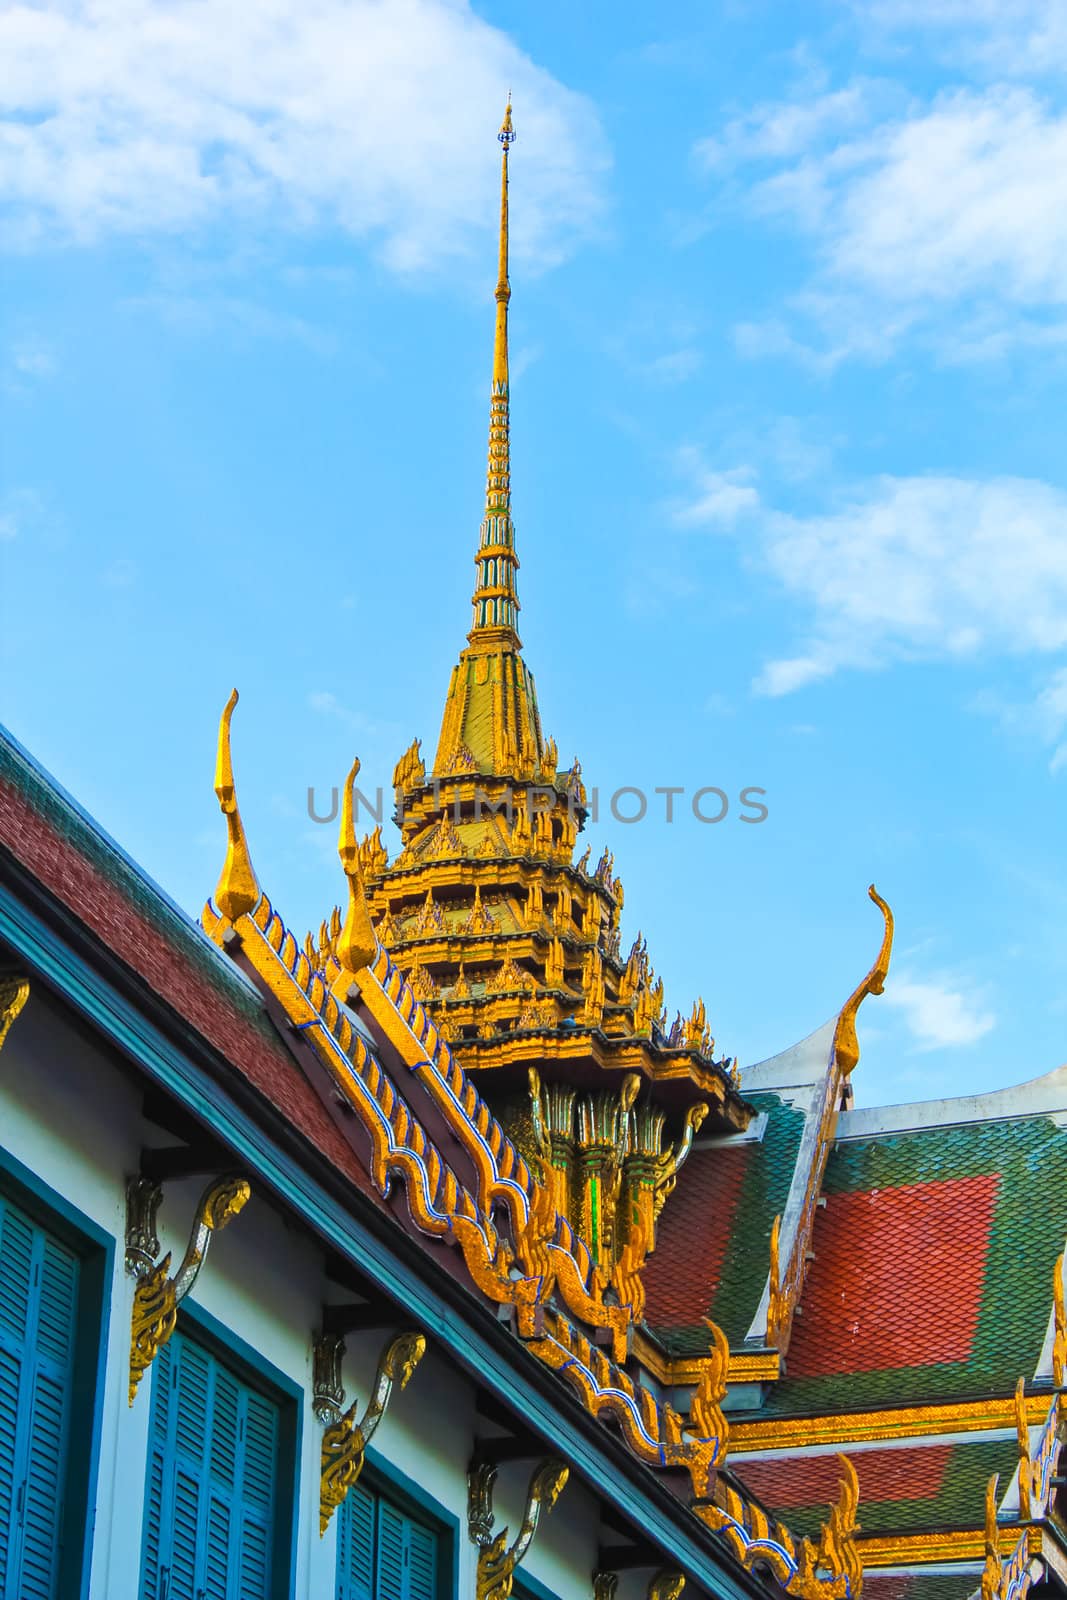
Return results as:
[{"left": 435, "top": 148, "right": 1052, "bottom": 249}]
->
[{"left": 499, "top": 97, "right": 515, "bottom": 147}]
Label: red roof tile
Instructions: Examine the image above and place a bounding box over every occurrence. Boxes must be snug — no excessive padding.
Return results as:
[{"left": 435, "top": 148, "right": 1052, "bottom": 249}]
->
[
  {"left": 737, "top": 1443, "right": 951, "bottom": 1510},
  {"left": 0, "top": 777, "right": 377, "bottom": 1201},
  {"left": 786, "top": 1175, "right": 999, "bottom": 1378},
  {"left": 643, "top": 1146, "right": 750, "bottom": 1326}
]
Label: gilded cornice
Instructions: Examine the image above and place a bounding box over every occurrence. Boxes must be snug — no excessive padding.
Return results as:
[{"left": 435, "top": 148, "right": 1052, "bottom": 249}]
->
[
  {"left": 856, "top": 1529, "right": 1016, "bottom": 1565},
  {"left": 631, "top": 1330, "right": 780, "bottom": 1387},
  {"left": 728, "top": 1391, "right": 1053, "bottom": 1451}
]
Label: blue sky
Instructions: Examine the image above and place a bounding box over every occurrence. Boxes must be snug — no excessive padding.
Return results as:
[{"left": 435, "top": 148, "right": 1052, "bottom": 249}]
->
[{"left": 4, "top": 0, "right": 1067, "bottom": 1108}]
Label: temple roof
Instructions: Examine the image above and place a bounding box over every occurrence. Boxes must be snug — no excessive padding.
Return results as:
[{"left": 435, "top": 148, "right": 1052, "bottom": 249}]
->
[{"left": 770, "top": 1099, "right": 1067, "bottom": 1414}]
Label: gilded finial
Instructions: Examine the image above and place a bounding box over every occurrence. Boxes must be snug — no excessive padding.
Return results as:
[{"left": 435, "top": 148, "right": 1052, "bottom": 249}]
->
[
  {"left": 336, "top": 758, "right": 377, "bottom": 976},
  {"left": 463, "top": 99, "right": 522, "bottom": 651},
  {"left": 213, "top": 689, "right": 261, "bottom": 923},
  {"left": 833, "top": 884, "right": 894, "bottom": 1077}
]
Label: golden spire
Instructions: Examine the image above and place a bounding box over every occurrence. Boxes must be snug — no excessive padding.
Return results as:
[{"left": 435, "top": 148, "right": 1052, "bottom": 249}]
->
[
  {"left": 430, "top": 101, "right": 545, "bottom": 778},
  {"left": 468, "top": 98, "right": 521, "bottom": 652},
  {"left": 213, "top": 689, "right": 261, "bottom": 923}
]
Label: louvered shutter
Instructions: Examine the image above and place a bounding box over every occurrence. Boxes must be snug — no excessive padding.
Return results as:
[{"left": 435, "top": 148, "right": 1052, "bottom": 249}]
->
[
  {"left": 336, "top": 1480, "right": 375, "bottom": 1600},
  {"left": 337, "top": 1483, "right": 439, "bottom": 1600},
  {"left": 236, "top": 1390, "right": 276, "bottom": 1600},
  {"left": 376, "top": 1500, "right": 406, "bottom": 1600},
  {"left": 140, "top": 1340, "right": 173, "bottom": 1600},
  {"left": 405, "top": 1516, "right": 437, "bottom": 1600},
  {"left": 140, "top": 1329, "right": 281, "bottom": 1600},
  {"left": 0, "top": 1197, "right": 79, "bottom": 1600}
]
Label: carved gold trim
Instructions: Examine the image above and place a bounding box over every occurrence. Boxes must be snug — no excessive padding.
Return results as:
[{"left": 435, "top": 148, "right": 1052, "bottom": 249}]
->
[
  {"left": 730, "top": 1390, "right": 1053, "bottom": 1451},
  {"left": 630, "top": 1330, "right": 780, "bottom": 1386},
  {"left": 1053, "top": 1253, "right": 1066, "bottom": 1387},
  {"left": 856, "top": 1529, "right": 1018, "bottom": 1566},
  {"left": 319, "top": 1330, "right": 425, "bottom": 1535},
  {"left": 695, "top": 1453, "right": 863, "bottom": 1599}
]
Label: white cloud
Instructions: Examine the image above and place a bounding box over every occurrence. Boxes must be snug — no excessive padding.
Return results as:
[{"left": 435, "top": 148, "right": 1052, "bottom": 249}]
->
[
  {"left": 308, "top": 689, "right": 399, "bottom": 743},
  {"left": 0, "top": 0, "right": 606, "bottom": 272},
  {"left": 697, "top": 84, "right": 875, "bottom": 169},
  {"left": 882, "top": 969, "right": 996, "bottom": 1050},
  {"left": 674, "top": 457, "right": 1067, "bottom": 713},
  {"left": 857, "top": 1, "right": 1067, "bottom": 77},
  {"left": 673, "top": 456, "right": 760, "bottom": 528},
  {"left": 755, "top": 473, "right": 1067, "bottom": 692},
  {"left": 702, "top": 73, "right": 1067, "bottom": 361}
]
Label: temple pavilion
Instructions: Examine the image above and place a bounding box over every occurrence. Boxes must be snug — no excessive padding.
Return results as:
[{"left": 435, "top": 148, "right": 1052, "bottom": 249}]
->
[{"left": 0, "top": 103, "right": 1064, "bottom": 1600}]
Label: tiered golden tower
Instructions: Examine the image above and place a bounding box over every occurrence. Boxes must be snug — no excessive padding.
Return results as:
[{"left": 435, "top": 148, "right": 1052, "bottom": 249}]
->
[{"left": 311, "top": 103, "right": 751, "bottom": 1284}]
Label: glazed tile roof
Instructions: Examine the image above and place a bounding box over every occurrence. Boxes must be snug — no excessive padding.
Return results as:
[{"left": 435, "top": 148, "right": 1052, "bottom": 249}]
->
[
  {"left": 734, "top": 1437, "right": 1018, "bottom": 1540},
  {"left": 767, "top": 1119, "right": 1067, "bottom": 1412},
  {"left": 0, "top": 727, "right": 379, "bottom": 1204},
  {"left": 644, "top": 1091, "right": 805, "bottom": 1352},
  {"left": 862, "top": 1575, "right": 977, "bottom": 1600}
]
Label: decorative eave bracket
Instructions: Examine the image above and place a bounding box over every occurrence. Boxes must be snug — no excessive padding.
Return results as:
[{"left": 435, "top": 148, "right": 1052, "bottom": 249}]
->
[
  {"left": 468, "top": 1453, "right": 569, "bottom": 1600},
  {"left": 318, "top": 1327, "right": 426, "bottom": 1536},
  {"left": 0, "top": 971, "right": 29, "bottom": 1055},
  {"left": 126, "top": 1172, "right": 250, "bottom": 1404}
]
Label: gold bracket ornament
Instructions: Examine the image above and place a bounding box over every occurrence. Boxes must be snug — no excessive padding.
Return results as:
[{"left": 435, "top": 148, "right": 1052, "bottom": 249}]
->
[
  {"left": 593, "top": 1575, "right": 619, "bottom": 1600},
  {"left": 649, "top": 1575, "right": 686, "bottom": 1600},
  {"left": 312, "top": 1330, "right": 347, "bottom": 1426},
  {"left": 125, "top": 1175, "right": 163, "bottom": 1279},
  {"left": 0, "top": 972, "right": 29, "bottom": 1054},
  {"left": 320, "top": 1331, "right": 425, "bottom": 1536},
  {"left": 128, "top": 1175, "right": 250, "bottom": 1404},
  {"left": 468, "top": 1455, "right": 569, "bottom": 1600}
]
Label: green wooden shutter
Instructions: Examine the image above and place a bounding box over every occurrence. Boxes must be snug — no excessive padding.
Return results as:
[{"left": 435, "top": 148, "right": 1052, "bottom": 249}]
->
[
  {"left": 405, "top": 1516, "right": 437, "bottom": 1600},
  {"left": 0, "top": 1196, "right": 79, "bottom": 1600},
  {"left": 336, "top": 1480, "right": 375, "bottom": 1600},
  {"left": 337, "top": 1482, "right": 439, "bottom": 1600},
  {"left": 140, "top": 1329, "right": 281, "bottom": 1600},
  {"left": 140, "top": 1340, "right": 173, "bottom": 1600}
]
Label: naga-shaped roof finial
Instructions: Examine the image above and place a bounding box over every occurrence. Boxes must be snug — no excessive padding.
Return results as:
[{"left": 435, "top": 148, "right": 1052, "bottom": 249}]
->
[
  {"left": 212, "top": 689, "right": 261, "bottom": 923},
  {"left": 335, "top": 757, "right": 377, "bottom": 975},
  {"left": 833, "top": 884, "right": 894, "bottom": 1077}
]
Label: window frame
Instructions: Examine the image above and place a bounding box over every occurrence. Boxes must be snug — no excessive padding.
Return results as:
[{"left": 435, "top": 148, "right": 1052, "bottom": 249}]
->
[
  {"left": 512, "top": 1571, "right": 563, "bottom": 1600},
  {"left": 340, "top": 1442, "right": 460, "bottom": 1600},
  {"left": 0, "top": 1141, "right": 113, "bottom": 1600},
  {"left": 139, "top": 1299, "right": 303, "bottom": 1600}
]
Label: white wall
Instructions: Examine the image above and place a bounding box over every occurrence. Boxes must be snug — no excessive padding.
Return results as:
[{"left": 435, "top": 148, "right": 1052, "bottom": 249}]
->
[{"left": 0, "top": 988, "right": 629, "bottom": 1600}]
